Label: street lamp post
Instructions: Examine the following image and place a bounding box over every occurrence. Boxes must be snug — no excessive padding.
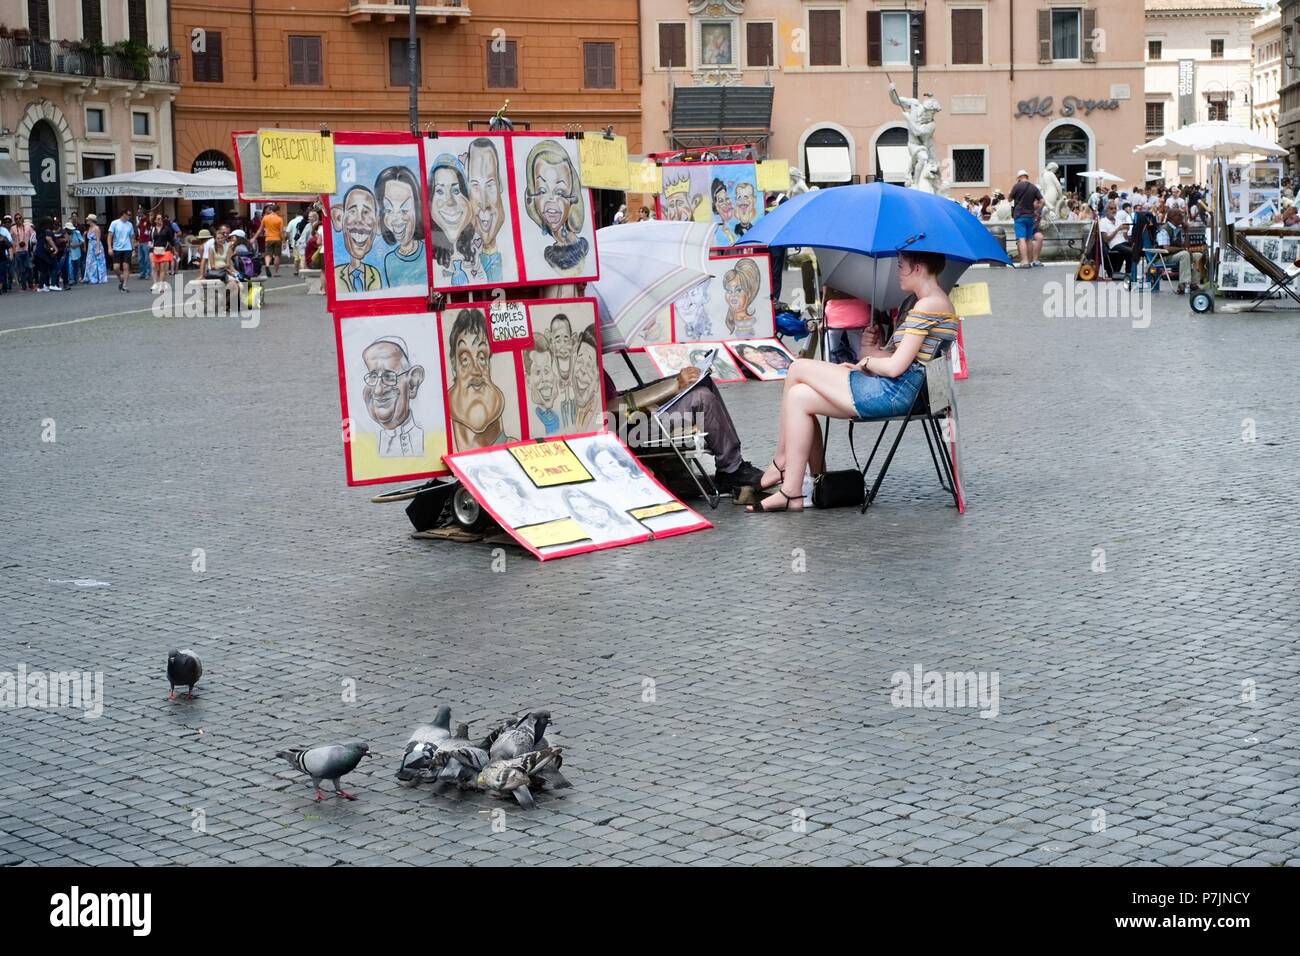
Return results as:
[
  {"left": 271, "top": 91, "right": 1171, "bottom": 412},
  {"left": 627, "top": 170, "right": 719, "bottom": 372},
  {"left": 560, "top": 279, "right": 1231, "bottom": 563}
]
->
[
  {"left": 407, "top": 0, "right": 419, "bottom": 135},
  {"left": 910, "top": 7, "right": 922, "bottom": 99}
]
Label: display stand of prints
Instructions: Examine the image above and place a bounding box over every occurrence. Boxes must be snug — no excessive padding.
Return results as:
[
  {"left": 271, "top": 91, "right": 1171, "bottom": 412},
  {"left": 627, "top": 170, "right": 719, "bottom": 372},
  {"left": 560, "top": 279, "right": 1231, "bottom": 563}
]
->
[
  {"left": 672, "top": 250, "right": 775, "bottom": 342},
  {"left": 444, "top": 432, "right": 712, "bottom": 560},
  {"left": 644, "top": 342, "right": 746, "bottom": 384},
  {"left": 335, "top": 311, "right": 451, "bottom": 486},
  {"left": 332, "top": 297, "right": 604, "bottom": 486},
  {"left": 323, "top": 131, "right": 432, "bottom": 315},
  {"left": 438, "top": 297, "right": 605, "bottom": 454},
  {"left": 1227, "top": 161, "right": 1282, "bottom": 223},
  {"left": 655, "top": 160, "right": 765, "bottom": 247},
  {"left": 725, "top": 338, "right": 796, "bottom": 380},
  {"left": 1218, "top": 236, "right": 1300, "bottom": 292}
]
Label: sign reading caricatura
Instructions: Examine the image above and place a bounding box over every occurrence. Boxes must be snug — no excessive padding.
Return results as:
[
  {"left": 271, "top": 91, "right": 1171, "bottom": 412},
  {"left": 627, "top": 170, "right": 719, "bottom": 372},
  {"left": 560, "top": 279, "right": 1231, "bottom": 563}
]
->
[{"left": 1014, "top": 95, "right": 1120, "bottom": 119}]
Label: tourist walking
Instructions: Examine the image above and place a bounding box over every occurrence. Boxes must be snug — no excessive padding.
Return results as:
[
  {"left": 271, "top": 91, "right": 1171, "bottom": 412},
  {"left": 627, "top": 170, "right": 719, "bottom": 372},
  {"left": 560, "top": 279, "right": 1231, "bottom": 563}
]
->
[{"left": 108, "top": 209, "right": 136, "bottom": 291}]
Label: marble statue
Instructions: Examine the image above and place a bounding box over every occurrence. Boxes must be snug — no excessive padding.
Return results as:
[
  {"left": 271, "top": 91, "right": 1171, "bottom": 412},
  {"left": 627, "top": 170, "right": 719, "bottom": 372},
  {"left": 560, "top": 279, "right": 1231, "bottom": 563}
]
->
[
  {"left": 1039, "top": 162, "right": 1068, "bottom": 221},
  {"left": 888, "top": 82, "right": 944, "bottom": 195}
]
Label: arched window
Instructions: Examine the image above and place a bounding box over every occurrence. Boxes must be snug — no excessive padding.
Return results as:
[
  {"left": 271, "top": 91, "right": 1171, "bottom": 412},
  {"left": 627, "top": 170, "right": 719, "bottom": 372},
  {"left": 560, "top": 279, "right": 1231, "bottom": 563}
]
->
[
  {"left": 1044, "top": 123, "right": 1090, "bottom": 195},
  {"left": 804, "top": 127, "right": 852, "bottom": 187}
]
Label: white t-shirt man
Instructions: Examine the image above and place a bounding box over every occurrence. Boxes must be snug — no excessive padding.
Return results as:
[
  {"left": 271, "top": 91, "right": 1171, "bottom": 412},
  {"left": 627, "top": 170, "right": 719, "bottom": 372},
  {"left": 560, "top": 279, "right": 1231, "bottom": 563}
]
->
[{"left": 1101, "top": 214, "right": 1129, "bottom": 250}]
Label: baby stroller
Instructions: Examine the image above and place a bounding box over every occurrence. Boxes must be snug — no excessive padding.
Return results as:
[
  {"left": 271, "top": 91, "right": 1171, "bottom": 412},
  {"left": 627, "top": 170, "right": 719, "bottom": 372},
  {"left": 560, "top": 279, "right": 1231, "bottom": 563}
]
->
[{"left": 230, "top": 244, "right": 266, "bottom": 310}]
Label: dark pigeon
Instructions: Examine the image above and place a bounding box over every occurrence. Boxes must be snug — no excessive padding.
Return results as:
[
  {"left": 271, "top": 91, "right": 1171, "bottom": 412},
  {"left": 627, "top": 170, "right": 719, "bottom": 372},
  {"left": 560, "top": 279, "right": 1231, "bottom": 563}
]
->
[
  {"left": 428, "top": 722, "right": 490, "bottom": 790},
  {"left": 488, "top": 710, "right": 551, "bottom": 760},
  {"left": 475, "top": 747, "right": 564, "bottom": 809},
  {"left": 396, "top": 705, "right": 453, "bottom": 783},
  {"left": 166, "top": 649, "right": 203, "bottom": 701},
  {"left": 277, "top": 742, "right": 370, "bottom": 801}
]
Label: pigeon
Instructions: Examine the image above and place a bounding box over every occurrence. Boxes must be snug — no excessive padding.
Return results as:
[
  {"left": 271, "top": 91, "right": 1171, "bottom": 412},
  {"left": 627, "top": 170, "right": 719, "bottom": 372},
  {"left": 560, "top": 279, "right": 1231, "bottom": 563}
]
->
[
  {"left": 427, "top": 722, "right": 490, "bottom": 790},
  {"left": 475, "top": 747, "right": 564, "bottom": 809},
  {"left": 166, "top": 649, "right": 203, "bottom": 700},
  {"left": 396, "top": 705, "right": 453, "bottom": 783},
  {"left": 487, "top": 710, "right": 552, "bottom": 760},
  {"left": 277, "top": 742, "right": 370, "bottom": 801},
  {"left": 484, "top": 710, "right": 570, "bottom": 792}
]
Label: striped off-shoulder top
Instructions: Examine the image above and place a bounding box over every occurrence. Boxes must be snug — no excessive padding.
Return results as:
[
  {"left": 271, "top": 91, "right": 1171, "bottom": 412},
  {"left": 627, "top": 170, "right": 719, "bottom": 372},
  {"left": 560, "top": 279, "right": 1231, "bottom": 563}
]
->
[{"left": 888, "top": 309, "right": 959, "bottom": 363}]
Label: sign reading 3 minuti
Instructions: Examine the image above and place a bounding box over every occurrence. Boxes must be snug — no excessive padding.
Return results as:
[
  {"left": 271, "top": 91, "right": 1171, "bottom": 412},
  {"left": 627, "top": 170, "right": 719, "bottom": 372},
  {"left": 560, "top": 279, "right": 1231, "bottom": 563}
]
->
[
  {"left": 1015, "top": 95, "right": 1120, "bottom": 119},
  {"left": 50, "top": 887, "right": 151, "bottom": 936}
]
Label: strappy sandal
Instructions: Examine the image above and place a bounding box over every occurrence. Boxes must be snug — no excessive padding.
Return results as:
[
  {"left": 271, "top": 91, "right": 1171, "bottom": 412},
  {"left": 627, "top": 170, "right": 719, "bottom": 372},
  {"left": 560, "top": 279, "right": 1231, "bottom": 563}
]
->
[
  {"left": 746, "top": 486, "right": 805, "bottom": 514},
  {"left": 760, "top": 459, "right": 784, "bottom": 491}
]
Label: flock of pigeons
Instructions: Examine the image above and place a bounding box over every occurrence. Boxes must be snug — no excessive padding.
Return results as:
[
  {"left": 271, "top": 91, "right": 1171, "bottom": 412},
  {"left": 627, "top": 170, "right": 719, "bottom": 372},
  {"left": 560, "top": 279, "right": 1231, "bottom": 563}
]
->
[{"left": 166, "top": 649, "right": 570, "bottom": 809}]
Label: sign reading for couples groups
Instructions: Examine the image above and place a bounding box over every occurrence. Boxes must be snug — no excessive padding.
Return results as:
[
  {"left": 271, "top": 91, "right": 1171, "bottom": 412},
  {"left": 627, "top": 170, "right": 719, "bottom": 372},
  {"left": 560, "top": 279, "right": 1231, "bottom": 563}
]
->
[
  {"left": 241, "top": 129, "right": 602, "bottom": 316},
  {"left": 335, "top": 297, "right": 604, "bottom": 486},
  {"left": 445, "top": 432, "right": 712, "bottom": 560}
]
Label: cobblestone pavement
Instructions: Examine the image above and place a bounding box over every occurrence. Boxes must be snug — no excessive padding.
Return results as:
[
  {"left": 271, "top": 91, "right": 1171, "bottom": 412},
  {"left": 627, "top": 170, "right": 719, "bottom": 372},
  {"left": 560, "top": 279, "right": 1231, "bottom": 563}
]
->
[{"left": 1, "top": 267, "right": 1297, "bottom": 866}]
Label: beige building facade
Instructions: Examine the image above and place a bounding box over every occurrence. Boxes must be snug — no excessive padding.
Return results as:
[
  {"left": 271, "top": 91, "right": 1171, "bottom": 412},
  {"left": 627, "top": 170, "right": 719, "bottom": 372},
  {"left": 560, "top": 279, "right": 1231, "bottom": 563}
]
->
[
  {"left": 640, "top": 0, "right": 1146, "bottom": 197},
  {"left": 1251, "top": 11, "right": 1281, "bottom": 142},
  {"left": 0, "top": 0, "right": 178, "bottom": 220}
]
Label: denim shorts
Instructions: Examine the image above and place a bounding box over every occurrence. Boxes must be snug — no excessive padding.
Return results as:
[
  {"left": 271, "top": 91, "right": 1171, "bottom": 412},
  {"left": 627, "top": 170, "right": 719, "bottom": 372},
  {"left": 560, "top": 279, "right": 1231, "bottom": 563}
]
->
[
  {"left": 1014, "top": 215, "right": 1037, "bottom": 241},
  {"left": 848, "top": 363, "right": 925, "bottom": 419}
]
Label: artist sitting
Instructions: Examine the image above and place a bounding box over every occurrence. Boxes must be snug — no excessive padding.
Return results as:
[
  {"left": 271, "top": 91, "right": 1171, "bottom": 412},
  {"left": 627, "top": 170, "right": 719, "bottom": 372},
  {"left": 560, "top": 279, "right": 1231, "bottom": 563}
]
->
[
  {"left": 1153, "top": 208, "right": 1204, "bottom": 295},
  {"left": 749, "top": 250, "right": 956, "bottom": 513},
  {"left": 602, "top": 368, "right": 763, "bottom": 495}
]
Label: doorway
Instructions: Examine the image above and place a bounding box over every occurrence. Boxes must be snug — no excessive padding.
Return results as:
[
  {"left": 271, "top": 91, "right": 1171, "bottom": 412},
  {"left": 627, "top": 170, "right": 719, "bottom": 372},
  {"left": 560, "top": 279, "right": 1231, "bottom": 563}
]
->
[
  {"left": 28, "top": 119, "right": 61, "bottom": 223},
  {"left": 1043, "top": 123, "right": 1091, "bottom": 196}
]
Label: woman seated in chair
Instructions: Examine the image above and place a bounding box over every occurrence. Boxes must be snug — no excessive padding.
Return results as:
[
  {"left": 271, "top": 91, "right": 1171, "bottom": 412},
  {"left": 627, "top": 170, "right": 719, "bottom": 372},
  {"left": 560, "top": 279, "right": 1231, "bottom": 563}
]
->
[{"left": 750, "top": 250, "right": 957, "bottom": 513}]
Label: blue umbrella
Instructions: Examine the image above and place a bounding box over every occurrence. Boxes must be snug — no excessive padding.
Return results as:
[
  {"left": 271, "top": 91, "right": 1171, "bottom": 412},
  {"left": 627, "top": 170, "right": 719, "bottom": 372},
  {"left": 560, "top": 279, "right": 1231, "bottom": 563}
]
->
[
  {"left": 738, "top": 182, "right": 1011, "bottom": 263},
  {"left": 736, "top": 183, "right": 1010, "bottom": 310}
]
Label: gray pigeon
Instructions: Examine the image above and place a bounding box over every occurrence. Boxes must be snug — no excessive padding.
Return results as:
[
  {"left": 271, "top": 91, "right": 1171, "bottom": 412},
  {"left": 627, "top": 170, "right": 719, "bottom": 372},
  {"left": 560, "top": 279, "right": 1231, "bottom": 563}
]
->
[
  {"left": 475, "top": 747, "right": 564, "bottom": 809},
  {"left": 396, "top": 705, "right": 453, "bottom": 782},
  {"left": 277, "top": 742, "right": 370, "bottom": 801},
  {"left": 428, "top": 722, "right": 490, "bottom": 790},
  {"left": 485, "top": 710, "right": 570, "bottom": 791},
  {"left": 166, "top": 649, "right": 203, "bottom": 700},
  {"left": 488, "top": 710, "right": 552, "bottom": 760}
]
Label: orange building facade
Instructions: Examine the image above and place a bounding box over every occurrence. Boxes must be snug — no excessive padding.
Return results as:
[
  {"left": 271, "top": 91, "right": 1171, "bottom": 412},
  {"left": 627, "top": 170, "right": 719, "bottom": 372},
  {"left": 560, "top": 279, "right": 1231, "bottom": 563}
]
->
[{"left": 170, "top": 0, "right": 642, "bottom": 186}]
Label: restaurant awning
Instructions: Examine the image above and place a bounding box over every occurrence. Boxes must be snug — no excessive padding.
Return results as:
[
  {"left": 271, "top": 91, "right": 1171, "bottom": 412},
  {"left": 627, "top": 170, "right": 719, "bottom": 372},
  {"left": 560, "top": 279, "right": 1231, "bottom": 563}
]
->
[
  {"left": 806, "top": 145, "right": 853, "bottom": 184},
  {"left": 875, "top": 145, "right": 912, "bottom": 184},
  {"left": 0, "top": 158, "right": 35, "bottom": 197},
  {"left": 71, "top": 168, "right": 239, "bottom": 200}
]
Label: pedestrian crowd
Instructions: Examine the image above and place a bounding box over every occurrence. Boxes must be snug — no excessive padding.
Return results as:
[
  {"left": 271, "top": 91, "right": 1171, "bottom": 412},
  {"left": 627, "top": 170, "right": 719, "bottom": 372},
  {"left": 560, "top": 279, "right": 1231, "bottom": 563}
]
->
[{"left": 0, "top": 200, "right": 325, "bottom": 295}]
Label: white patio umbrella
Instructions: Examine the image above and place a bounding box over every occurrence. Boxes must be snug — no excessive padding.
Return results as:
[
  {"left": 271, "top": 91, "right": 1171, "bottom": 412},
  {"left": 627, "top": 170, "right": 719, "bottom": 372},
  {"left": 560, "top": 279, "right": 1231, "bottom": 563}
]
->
[
  {"left": 589, "top": 221, "right": 715, "bottom": 352},
  {"left": 1080, "top": 169, "right": 1124, "bottom": 183},
  {"left": 182, "top": 169, "right": 238, "bottom": 200},
  {"left": 72, "top": 169, "right": 198, "bottom": 198},
  {"left": 1134, "top": 122, "right": 1288, "bottom": 160}
]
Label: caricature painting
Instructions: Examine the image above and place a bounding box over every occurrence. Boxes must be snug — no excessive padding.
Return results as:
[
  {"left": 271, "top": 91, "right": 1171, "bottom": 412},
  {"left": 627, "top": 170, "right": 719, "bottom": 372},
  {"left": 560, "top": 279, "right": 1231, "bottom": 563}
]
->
[
  {"left": 656, "top": 161, "right": 764, "bottom": 248},
  {"left": 672, "top": 252, "right": 774, "bottom": 342},
  {"left": 439, "top": 304, "right": 522, "bottom": 452},
  {"left": 335, "top": 311, "right": 448, "bottom": 485},
  {"left": 324, "top": 135, "right": 429, "bottom": 311},
  {"left": 521, "top": 301, "right": 602, "bottom": 437},
  {"left": 510, "top": 134, "right": 599, "bottom": 283},
  {"left": 425, "top": 133, "right": 520, "bottom": 291}
]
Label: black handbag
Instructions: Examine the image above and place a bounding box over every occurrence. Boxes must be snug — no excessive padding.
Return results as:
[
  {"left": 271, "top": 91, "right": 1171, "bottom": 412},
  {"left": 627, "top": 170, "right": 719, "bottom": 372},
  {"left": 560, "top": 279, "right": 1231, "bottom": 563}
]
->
[{"left": 812, "top": 469, "right": 865, "bottom": 509}]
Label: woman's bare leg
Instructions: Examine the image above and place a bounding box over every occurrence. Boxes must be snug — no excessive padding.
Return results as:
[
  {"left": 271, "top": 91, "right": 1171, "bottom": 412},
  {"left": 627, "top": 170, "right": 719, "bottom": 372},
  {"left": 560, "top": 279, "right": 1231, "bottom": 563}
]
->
[
  {"left": 754, "top": 363, "right": 858, "bottom": 511},
  {"left": 761, "top": 358, "right": 847, "bottom": 486}
]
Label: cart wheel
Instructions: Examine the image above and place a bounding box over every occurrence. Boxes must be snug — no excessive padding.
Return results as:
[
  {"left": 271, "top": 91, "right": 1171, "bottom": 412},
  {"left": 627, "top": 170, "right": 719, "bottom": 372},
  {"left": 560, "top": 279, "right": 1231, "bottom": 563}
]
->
[
  {"left": 1077, "top": 263, "right": 1097, "bottom": 281},
  {"left": 452, "top": 485, "right": 492, "bottom": 532},
  {"left": 1189, "top": 291, "right": 1214, "bottom": 314}
]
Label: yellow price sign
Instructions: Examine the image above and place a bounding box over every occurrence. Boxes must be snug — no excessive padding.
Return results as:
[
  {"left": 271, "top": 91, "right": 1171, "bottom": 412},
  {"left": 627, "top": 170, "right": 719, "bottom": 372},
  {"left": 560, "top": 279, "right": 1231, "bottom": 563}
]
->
[
  {"left": 258, "top": 130, "right": 336, "bottom": 194},
  {"left": 515, "top": 517, "right": 590, "bottom": 549},
  {"left": 579, "top": 133, "right": 630, "bottom": 191},
  {"left": 950, "top": 282, "right": 992, "bottom": 318},
  {"left": 628, "top": 161, "right": 662, "bottom": 195},
  {"left": 508, "top": 441, "right": 592, "bottom": 488},
  {"left": 756, "top": 160, "right": 790, "bottom": 192}
]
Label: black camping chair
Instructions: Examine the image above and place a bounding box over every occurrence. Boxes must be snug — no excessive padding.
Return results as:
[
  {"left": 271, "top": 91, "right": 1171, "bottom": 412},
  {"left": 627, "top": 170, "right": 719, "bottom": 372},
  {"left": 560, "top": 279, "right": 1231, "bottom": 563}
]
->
[{"left": 842, "top": 337, "right": 961, "bottom": 513}]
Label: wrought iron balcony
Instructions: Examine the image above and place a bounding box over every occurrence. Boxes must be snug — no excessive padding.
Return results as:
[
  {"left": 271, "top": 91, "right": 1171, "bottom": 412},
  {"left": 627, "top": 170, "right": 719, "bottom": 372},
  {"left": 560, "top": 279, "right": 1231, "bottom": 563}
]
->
[
  {"left": 0, "top": 37, "right": 179, "bottom": 84},
  {"left": 348, "top": 0, "right": 471, "bottom": 24}
]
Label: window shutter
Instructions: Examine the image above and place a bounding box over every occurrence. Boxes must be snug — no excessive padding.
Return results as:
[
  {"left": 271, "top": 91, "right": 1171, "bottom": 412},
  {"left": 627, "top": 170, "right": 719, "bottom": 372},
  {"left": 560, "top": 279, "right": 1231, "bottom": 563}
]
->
[
  {"left": 747, "top": 23, "right": 773, "bottom": 67},
  {"left": 952, "top": 10, "right": 982, "bottom": 65},
  {"left": 584, "top": 42, "right": 614, "bottom": 89},
  {"left": 660, "top": 23, "right": 686, "bottom": 68},
  {"left": 81, "top": 0, "right": 102, "bottom": 45},
  {"left": 1081, "top": 9, "right": 1097, "bottom": 63},
  {"left": 1038, "top": 9, "right": 1052, "bottom": 63},
  {"left": 915, "top": 9, "right": 926, "bottom": 67},
  {"left": 127, "top": 0, "right": 148, "bottom": 45},
  {"left": 27, "top": 0, "right": 51, "bottom": 39},
  {"left": 194, "top": 30, "right": 223, "bottom": 82},
  {"left": 809, "top": 10, "right": 840, "bottom": 66},
  {"left": 603, "top": 42, "right": 615, "bottom": 87},
  {"left": 867, "top": 11, "right": 882, "bottom": 67}
]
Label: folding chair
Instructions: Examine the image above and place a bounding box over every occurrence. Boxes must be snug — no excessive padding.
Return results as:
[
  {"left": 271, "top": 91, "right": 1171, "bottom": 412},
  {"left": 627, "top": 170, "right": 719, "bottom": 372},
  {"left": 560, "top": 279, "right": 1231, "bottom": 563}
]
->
[
  {"left": 633, "top": 412, "right": 720, "bottom": 508},
  {"left": 1139, "top": 248, "right": 1173, "bottom": 292},
  {"left": 845, "top": 341, "right": 962, "bottom": 513}
]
